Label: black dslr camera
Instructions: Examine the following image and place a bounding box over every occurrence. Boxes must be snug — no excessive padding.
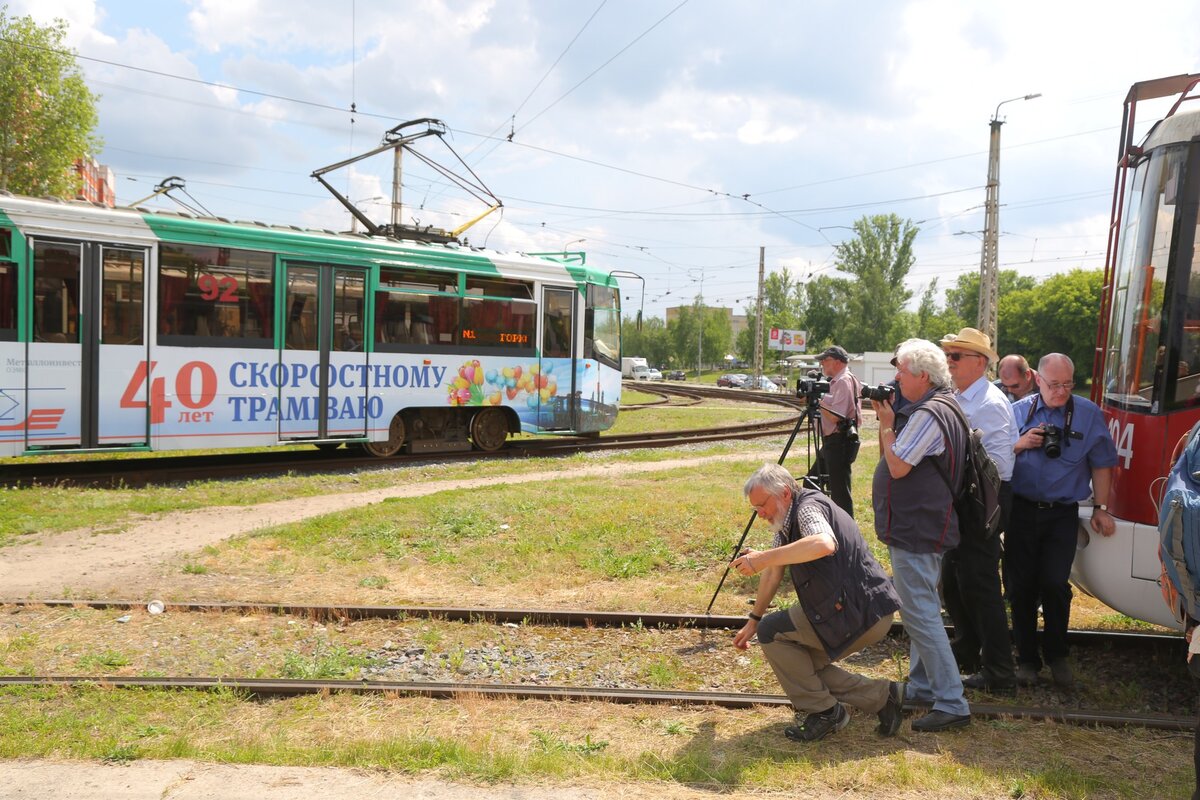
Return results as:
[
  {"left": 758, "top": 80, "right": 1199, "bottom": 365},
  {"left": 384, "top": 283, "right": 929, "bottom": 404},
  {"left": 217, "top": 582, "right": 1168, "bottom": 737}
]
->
[
  {"left": 861, "top": 384, "right": 896, "bottom": 403},
  {"left": 796, "top": 370, "right": 831, "bottom": 397},
  {"left": 1041, "top": 424, "right": 1063, "bottom": 459}
]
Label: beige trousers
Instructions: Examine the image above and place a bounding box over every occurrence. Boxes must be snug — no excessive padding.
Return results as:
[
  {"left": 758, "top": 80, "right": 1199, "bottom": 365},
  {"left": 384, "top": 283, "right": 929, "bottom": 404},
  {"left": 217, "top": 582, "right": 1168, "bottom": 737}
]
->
[{"left": 759, "top": 604, "right": 894, "bottom": 714}]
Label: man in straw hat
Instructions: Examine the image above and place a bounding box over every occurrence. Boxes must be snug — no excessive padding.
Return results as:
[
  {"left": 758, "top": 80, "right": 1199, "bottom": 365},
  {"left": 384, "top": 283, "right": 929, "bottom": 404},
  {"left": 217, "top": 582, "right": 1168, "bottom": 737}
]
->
[{"left": 940, "top": 327, "right": 1019, "bottom": 695}]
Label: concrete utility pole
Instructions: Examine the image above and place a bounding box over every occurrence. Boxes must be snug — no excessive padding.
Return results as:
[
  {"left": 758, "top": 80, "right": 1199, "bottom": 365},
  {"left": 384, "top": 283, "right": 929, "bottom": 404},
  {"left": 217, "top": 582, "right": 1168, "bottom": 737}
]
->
[
  {"left": 754, "top": 246, "right": 765, "bottom": 379},
  {"left": 978, "top": 93, "right": 1040, "bottom": 352}
]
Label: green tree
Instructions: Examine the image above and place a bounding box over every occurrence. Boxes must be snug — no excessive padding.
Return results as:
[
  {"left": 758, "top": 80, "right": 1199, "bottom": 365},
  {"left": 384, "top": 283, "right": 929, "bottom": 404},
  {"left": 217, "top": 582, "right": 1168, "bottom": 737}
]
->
[
  {"left": 913, "top": 278, "right": 966, "bottom": 341},
  {"left": 0, "top": 9, "right": 100, "bottom": 196},
  {"left": 999, "top": 269, "right": 1104, "bottom": 377},
  {"left": 802, "top": 274, "right": 851, "bottom": 352},
  {"left": 945, "top": 269, "right": 1038, "bottom": 330},
  {"left": 737, "top": 267, "right": 806, "bottom": 363},
  {"left": 620, "top": 315, "right": 672, "bottom": 367},
  {"left": 830, "top": 214, "right": 919, "bottom": 351},
  {"left": 669, "top": 298, "right": 731, "bottom": 372}
]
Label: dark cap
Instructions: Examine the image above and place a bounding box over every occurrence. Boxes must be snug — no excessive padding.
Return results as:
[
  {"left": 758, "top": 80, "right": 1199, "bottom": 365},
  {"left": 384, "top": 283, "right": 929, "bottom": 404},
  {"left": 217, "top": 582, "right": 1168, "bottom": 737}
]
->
[{"left": 816, "top": 345, "right": 849, "bottom": 363}]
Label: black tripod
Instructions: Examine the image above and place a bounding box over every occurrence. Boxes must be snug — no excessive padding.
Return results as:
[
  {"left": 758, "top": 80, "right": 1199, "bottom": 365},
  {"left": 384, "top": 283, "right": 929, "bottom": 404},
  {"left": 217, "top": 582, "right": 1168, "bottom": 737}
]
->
[{"left": 703, "top": 385, "right": 836, "bottom": 615}]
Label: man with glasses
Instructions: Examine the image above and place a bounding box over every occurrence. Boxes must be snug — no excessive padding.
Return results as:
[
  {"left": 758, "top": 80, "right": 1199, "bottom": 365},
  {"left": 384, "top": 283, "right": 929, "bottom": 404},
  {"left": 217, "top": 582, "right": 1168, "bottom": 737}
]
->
[
  {"left": 940, "top": 328, "right": 1018, "bottom": 695},
  {"left": 1008, "top": 353, "right": 1117, "bottom": 689},
  {"left": 996, "top": 354, "right": 1038, "bottom": 402},
  {"left": 873, "top": 339, "right": 971, "bottom": 732}
]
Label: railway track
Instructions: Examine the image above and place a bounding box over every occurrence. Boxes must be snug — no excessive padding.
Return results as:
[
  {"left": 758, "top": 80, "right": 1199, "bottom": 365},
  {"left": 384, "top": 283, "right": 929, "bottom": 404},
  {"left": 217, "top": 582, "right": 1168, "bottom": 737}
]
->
[
  {"left": 3, "top": 600, "right": 1189, "bottom": 730},
  {"left": 0, "top": 382, "right": 805, "bottom": 487},
  {"left": 0, "top": 598, "right": 1182, "bottom": 651},
  {"left": 0, "top": 674, "right": 1190, "bottom": 731}
]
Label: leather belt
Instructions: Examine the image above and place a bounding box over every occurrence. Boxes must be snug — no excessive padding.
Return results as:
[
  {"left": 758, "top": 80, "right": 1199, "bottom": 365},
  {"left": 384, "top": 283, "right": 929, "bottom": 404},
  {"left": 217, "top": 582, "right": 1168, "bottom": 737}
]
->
[{"left": 1014, "top": 495, "right": 1077, "bottom": 510}]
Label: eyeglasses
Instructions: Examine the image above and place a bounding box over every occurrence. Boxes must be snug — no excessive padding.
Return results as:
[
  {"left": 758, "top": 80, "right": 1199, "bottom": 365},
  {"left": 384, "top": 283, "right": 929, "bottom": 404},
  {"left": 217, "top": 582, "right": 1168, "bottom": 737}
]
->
[
  {"left": 1043, "top": 381, "right": 1075, "bottom": 392},
  {"left": 945, "top": 351, "right": 983, "bottom": 362}
]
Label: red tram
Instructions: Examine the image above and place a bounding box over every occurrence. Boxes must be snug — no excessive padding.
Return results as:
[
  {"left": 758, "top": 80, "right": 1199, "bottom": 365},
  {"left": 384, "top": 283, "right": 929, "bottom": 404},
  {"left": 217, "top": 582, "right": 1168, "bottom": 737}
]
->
[{"left": 1071, "top": 73, "right": 1200, "bottom": 629}]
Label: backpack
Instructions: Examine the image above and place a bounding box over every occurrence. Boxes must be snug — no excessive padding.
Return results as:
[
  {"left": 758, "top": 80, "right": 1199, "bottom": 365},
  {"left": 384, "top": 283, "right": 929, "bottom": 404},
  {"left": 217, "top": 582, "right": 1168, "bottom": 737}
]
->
[
  {"left": 1158, "top": 422, "right": 1200, "bottom": 625},
  {"left": 925, "top": 396, "right": 1004, "bottom": 539}
]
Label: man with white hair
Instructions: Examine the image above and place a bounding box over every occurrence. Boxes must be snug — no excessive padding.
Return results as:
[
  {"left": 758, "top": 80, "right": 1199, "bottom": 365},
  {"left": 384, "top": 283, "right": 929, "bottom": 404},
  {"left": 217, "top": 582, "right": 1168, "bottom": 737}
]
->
[
  {"left": 873, "top": 338, "right": 971, "bottom": 732},
  {"left": 732, "top": 463, "right": 904, "bottom": 742}
]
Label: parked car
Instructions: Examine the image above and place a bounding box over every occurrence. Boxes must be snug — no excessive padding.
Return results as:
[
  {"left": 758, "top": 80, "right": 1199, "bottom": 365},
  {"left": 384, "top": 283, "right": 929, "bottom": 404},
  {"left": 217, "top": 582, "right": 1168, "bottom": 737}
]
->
[
  {"left": 665, "top": 370, "right": 687, "bottom": 380},
  {"left": 716, "top": 373, "right": 747, "bottom": 388},
  {"left": 645, "top": 368, "right": 663, "bottom": 381},
  {"left": 743, "top": 376, "right": 780, "bottom": 392}
]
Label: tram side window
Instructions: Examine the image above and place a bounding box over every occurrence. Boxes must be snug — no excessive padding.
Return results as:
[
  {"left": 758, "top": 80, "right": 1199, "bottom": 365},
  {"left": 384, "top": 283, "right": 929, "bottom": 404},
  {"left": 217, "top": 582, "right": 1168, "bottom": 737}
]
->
[
  {"left": 33, "top": 241, "right": 81, "bottom": 344},
  {"left": 101, "top": 248, "right": 144, "bottom": 345},
  {"left": 462, "top": 277, "right": 535, "bottom": 350},
  {"left": 0, "top": 231, "right": 12, "bottom": 340},
  {"left": 0, "top": 260, "right": 15, "bottom": 341},
  {"left": 375, "top": 265, "right": 458, "bottom": 350},
  {"left": 585, "top": 284, "right": 620, "bottom": 365},
  {"left": 159, "top": 244, "right": 273, "bottom": 347},
  {"left": 1174, "top": 235, "right": 1200, "bottom": 407}
]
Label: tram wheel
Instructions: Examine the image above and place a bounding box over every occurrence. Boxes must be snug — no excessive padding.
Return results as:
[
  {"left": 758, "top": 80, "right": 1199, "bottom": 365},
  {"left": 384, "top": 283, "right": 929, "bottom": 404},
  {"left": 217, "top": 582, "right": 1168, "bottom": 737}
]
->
[
  {"left": 470, "top": 408, "right": 508, "bottom": 452},
  {"left": 364, "top": 414, "right": 407, "bottom": 458}
]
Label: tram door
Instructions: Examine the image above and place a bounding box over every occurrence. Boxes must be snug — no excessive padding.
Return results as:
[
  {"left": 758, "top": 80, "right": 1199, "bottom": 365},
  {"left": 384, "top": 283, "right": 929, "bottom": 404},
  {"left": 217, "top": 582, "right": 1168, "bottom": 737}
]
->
[
  {"left": 278, "top": 263, "right": 368, "bottom": 441},
  {"left": 538, "top": 287, "right": 577, "bottom": 430},
  {"left": 26, "top": 239, "right": 149, "bottom": 450}
]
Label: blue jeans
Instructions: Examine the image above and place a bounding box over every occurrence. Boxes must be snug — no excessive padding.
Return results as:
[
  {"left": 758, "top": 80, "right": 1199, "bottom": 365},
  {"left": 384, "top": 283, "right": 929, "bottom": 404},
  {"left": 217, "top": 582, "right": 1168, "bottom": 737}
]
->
[{"left": 889, "top": 547, "right": 969, "bottom": 716}]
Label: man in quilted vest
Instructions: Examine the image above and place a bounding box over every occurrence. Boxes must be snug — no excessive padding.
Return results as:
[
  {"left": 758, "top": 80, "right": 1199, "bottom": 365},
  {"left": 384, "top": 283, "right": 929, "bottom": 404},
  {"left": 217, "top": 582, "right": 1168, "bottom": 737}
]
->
[{"left": 732, "top": 463, "right": 904, "bottom": 742}]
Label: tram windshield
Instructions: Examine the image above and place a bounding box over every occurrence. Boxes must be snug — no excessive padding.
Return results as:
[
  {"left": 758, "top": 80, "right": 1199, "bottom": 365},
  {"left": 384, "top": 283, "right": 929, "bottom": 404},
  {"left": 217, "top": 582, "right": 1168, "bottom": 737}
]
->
[
  {"left": 586, "top": 284, "right": 620, "bottom": 367},
  {"left": 1103, "top": 143, "right": 1200, "bottom": 412}
]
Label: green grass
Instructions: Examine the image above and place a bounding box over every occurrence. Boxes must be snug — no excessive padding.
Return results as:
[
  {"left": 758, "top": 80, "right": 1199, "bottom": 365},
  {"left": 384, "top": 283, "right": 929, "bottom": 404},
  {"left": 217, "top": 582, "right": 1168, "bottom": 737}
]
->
[
  {"left": 0, "top": 405, "right": 790, "bottom": 548},
  {"left": 0, "top": 686, "right": 1188, "bottom": 797}
]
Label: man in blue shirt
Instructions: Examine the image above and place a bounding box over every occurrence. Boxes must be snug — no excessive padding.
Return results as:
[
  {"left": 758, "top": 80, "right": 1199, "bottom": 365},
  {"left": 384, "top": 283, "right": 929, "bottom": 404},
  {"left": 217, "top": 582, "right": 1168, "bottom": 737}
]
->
[
  {"left": 939, "top": 328, "right": 1018, "bottom": 695},
  {"left": 1008, "top": 353, "right": 1117, "bottom": 689}
]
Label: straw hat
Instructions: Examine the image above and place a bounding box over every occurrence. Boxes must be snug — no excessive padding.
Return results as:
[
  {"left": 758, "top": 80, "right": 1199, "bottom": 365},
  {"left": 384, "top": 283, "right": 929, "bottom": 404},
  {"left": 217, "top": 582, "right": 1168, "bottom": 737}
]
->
[{"left": 940, "top": 327, "right": 998, "bottom": 363}]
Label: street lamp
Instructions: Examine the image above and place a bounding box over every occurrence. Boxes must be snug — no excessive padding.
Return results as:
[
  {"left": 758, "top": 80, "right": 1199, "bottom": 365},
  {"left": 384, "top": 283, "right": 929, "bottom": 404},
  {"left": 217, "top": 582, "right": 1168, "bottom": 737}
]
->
[
  {"left": 562, "top": 238, "right": 586, "bottom": 251},
  {"left": 978, "top": 93, "right": 1040, "bottom": 352},
  {"left": 350, "top": 195, "right": 384, "bottom": 233}
]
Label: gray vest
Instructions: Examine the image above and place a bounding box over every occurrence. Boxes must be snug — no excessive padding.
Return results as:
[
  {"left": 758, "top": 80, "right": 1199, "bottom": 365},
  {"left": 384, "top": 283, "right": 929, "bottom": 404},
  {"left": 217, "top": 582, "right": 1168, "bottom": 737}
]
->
[
  {"left": 787, "top": 489, "right": 902, "bottom": 660},
  {"left": 872, "top": 387, "right": 965, "bottom": 553}
]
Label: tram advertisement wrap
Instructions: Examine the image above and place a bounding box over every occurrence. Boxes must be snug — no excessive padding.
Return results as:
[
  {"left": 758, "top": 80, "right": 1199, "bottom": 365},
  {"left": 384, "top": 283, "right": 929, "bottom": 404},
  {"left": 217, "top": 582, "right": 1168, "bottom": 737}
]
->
[{"left": 0, "top": 345, "right": 621, "bottom": 453}]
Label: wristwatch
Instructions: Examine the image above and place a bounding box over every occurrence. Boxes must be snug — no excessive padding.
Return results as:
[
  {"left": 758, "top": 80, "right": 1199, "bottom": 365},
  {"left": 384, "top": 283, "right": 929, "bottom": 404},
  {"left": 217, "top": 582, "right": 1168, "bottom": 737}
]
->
[
  {"left": 1094, "top": 504, "right": 1109, "bottom": 512},
  {"left": 748, "top": 612, "right": 763, "bottom": 622}
]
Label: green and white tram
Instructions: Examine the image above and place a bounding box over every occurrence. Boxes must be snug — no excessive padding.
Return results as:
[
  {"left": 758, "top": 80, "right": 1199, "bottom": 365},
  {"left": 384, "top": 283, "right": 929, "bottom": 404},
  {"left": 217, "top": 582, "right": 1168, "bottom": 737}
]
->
[{"left": 0, "top": 192, "right": 622, "bottom": 457}]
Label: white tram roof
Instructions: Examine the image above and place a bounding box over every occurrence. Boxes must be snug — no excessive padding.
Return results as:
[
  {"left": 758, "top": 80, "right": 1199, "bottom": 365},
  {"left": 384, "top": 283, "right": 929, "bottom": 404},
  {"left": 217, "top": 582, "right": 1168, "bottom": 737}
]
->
[{"left": 1143, "top": 105, "right": 1200, "bottom": 151}]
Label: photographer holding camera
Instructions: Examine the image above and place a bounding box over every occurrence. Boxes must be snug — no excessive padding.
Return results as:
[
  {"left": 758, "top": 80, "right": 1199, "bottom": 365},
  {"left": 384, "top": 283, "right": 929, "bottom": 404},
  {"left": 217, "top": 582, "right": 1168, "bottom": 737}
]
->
[
  {"left": 807, "top": 345, "right": 862, "bottom": 518},
  {"left": 1008, "top": 353, "right": 1117, "bottom": 689}
]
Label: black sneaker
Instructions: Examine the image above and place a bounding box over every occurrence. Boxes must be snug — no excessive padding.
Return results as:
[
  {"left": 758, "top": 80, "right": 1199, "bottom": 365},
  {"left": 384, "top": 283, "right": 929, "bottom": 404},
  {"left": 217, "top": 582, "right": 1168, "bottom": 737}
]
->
[
  {"left": 784, "top": 703, "right": 850, "bottom": 742},
  {"left": 962, "top": 672, "right": 1017, "bottom": 696},
  {"left": 911, "top": 709, "right": 971, "bottom": 733},
  {"left": 876, "top": 681, "right": 906, "bottom": 736}
]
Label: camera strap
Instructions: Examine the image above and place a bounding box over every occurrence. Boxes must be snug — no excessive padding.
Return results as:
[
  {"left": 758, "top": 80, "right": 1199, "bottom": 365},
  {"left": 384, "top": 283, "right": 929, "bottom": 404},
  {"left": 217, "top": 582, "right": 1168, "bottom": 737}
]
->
[{"left": 1025, "top": 395, "right": 1074, "bottom": 449}]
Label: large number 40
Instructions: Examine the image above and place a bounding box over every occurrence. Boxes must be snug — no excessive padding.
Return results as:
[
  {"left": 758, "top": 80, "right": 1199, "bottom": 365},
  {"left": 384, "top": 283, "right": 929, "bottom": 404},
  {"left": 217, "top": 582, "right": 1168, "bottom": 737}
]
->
[{"left": 120, "top": 361, "right": 218, "bottom": 424}]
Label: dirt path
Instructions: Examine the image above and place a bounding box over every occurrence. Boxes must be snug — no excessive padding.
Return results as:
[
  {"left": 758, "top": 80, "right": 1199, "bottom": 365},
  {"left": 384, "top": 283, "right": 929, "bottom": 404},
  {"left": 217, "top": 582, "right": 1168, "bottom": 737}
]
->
[
  {"left": 0, "top": 451, "right": 785, "bottom": 598},
  {"left": 0, "top": 758, "right": 946, "bottom": 800}
]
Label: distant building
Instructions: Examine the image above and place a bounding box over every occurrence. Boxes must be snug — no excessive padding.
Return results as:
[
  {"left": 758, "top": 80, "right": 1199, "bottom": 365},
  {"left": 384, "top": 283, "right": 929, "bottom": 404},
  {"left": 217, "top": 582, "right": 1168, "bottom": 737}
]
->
[{"left": 74, "top": 158, "right": 115, "bottom": 206}]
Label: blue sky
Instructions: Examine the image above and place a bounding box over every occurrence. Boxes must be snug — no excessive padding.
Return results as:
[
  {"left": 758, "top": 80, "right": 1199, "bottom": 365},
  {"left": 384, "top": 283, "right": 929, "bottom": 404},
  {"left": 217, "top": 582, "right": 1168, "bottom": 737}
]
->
[{"left": 11, "top": 0, "right": 1200, "bottom": 319}]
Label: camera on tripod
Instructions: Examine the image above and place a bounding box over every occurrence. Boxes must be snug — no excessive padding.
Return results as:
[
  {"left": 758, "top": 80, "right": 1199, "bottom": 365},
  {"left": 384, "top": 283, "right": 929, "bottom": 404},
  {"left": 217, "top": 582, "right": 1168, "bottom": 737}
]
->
[
  {"left": 861, "top": 383, "right": 896, "bottom": 403},
  {"left": 796, "top": 370, "right": 831, "bottom": 397}
]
